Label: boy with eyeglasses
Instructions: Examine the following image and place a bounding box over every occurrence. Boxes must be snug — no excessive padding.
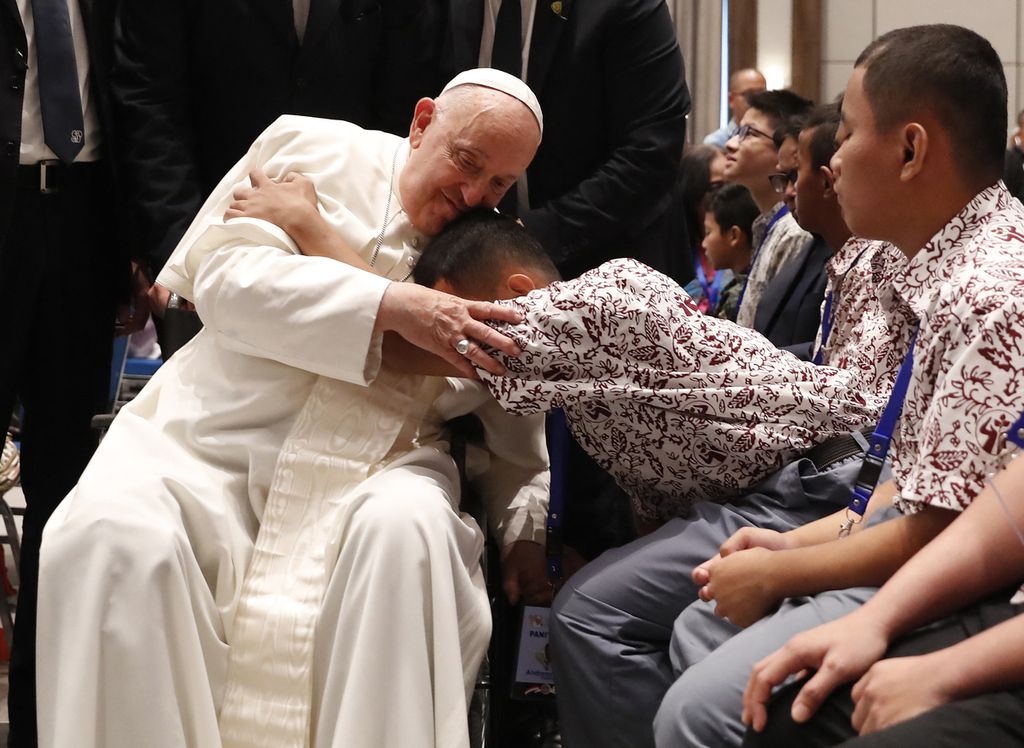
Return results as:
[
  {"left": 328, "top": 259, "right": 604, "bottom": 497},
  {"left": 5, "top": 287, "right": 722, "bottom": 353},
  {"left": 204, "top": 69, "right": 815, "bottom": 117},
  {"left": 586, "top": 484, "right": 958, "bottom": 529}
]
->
[{"left": 722, "top": 90, "right": 813, "bottom": 329}]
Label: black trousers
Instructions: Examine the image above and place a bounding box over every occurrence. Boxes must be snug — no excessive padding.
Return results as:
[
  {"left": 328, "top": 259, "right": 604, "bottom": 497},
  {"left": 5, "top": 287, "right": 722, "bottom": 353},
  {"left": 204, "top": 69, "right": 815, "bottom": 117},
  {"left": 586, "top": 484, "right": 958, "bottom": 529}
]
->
[
  {"left": 743, "top": 597, "right": 1024, "bottom": 748},
  {"left": 0, "top": 163, "right": 118, "bottom": 747}
]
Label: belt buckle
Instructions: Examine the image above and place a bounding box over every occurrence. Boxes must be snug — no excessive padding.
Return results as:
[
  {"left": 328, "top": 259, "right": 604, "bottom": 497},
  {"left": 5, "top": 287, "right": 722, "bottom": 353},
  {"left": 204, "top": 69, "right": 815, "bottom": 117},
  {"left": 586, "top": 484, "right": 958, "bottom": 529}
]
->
[{"left": 39, "top": 159, "right": 60, "bottom": 195}]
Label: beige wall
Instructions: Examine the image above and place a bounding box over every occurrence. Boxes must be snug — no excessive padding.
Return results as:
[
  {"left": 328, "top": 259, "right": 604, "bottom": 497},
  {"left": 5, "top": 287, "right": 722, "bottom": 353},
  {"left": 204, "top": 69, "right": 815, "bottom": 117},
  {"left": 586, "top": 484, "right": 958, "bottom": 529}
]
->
[{"left": 821, "top": 0, "right": 1021, "bottom": 132}]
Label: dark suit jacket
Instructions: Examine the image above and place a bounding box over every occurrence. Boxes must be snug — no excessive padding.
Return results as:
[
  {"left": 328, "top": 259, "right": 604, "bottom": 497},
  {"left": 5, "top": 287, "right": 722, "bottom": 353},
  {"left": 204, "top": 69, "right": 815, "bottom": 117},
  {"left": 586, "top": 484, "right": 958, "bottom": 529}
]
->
[
  {"left": 111, "top": 0, "right": 426, "bottom": 275},
  {"left": 753, "top": 234, "right": 831, "bottom": 357},
  {"left": 437, "top": 0, "right": 691, "bottom": 281},
  {"left": 0, "top": 0, "right": 125, "bottom": 252}
]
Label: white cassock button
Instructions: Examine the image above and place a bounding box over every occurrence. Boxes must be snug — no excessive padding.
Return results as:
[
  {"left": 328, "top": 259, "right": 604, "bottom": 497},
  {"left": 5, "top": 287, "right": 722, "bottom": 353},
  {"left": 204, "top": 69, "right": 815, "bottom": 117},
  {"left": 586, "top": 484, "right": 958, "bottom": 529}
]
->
[
  {"left": 406, "top": 256, "right": 416, "bottom": 267},
  {"left": 411, "top": 237, "right": 421, "bottom": 248}
]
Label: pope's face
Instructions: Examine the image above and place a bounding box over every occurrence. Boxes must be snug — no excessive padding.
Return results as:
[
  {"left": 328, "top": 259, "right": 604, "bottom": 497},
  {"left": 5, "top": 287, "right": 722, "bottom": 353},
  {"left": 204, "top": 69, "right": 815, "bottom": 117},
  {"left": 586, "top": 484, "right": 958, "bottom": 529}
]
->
[{"left": 400, "top": 95, "right": 540, "bottom": 236}]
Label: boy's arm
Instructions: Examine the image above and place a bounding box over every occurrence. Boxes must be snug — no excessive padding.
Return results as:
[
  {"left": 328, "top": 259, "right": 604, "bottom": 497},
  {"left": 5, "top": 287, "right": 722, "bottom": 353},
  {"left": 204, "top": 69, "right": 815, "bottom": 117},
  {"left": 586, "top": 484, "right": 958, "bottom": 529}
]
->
[
  {"left": 224, "top": 169, "right": 375, "bottom": 272},
  {"left": 743, "top": 453, "right": 1024, "bottom": 731},
  {"left": 700, "top": 505, "right": 956, "bottom": 628}
]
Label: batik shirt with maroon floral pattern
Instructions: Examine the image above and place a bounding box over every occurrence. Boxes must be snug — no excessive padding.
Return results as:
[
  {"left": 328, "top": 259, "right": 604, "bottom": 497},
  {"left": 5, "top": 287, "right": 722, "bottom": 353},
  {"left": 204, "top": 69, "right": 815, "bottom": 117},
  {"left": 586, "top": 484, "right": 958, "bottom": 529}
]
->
[
  {"left": 890, "top": 183, "right": 1024, "bottom": 514},
  {"left": 477, "top": 259, "right": 884, "bottom": 523},
  {"left": 816, "top": 237, "right": 917, "bottom": 398}
]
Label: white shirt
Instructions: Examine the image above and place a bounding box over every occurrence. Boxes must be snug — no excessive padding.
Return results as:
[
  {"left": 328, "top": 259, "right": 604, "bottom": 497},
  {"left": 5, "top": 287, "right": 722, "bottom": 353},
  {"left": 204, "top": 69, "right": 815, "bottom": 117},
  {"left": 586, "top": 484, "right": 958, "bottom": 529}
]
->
[
  {"left": 478, "top": 0, "right": 537, "bottom": 213},
  {"left": 15, "top": 0, "right": 101, "bottom": 164}
]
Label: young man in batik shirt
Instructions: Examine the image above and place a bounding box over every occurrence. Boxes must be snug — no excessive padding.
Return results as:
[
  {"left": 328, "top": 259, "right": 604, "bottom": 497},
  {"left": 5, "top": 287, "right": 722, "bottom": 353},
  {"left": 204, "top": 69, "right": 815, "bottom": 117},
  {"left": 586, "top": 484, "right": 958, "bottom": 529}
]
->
[
  {"left": 649, "top": 24, "right": 1024, "bottom": 748},
  {"left": 225, "top": 182, "right": 883, "bottom": 528}
]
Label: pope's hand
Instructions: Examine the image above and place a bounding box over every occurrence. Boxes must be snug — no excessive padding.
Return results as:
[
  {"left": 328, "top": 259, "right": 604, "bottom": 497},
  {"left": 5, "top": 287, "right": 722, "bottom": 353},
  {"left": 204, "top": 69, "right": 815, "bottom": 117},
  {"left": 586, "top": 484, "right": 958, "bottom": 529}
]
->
[
  {"left": 375, "top": 281, "right": 522, "bottom": 378},
  {"left": 696, "top": 546, "right": 782, "bottom": 628},
  {"left": 850, "top": 652, "right": 954, "bottom": 735},
  {"left": 742, "top": 610, "right": 889, "bottom": 733}
]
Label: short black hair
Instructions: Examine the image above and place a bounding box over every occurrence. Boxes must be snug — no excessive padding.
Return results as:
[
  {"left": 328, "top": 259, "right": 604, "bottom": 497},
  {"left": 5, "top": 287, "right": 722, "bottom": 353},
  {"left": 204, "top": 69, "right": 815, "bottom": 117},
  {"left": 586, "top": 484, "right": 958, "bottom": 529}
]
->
[
  {"left": 677, "top": 144, "right": 723, "bottom": 244},
  {"left": 772, "top": 115, "right": 804, "bottom": 150},
  {"left": 854, "top": 24, "right": 1006, "bottom": 183},
  {"left": 800, "top": 103, "right": 841, "bottom": 170},
  {"left": 706, "top": 183, "right": 759, "bottom": 245},
  {"left": 413, "top": 209, "right": 561, "bottom": 296},
  {"left": 745, "top": 89, "right": 814, "bottom": 138}
]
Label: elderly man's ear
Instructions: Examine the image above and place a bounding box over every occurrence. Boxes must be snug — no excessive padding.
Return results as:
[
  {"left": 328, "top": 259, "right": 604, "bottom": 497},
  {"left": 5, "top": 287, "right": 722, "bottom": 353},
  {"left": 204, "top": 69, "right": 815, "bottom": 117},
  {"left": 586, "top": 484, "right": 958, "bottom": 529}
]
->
[{"left": 409, "top": 98, "right": 439, "bottom": 146}]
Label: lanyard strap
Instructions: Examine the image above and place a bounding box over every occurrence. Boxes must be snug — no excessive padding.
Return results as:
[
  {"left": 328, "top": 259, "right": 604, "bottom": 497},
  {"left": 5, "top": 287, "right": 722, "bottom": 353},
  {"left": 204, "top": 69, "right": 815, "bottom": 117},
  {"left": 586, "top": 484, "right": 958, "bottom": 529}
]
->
[
  {"left": 735, "top": 205, "right": 789, "bottom": 313},
  {"left": 545, "top": 409, "right": 570, "bottom": 581},
  {"left": 1009, "top": 411, "right": 1024, "bottom": 449},
  {"left": 813, "top": 245, "right": 870, "bottom": 367},
  {"left": 847, "top": 327, "right": 920, "bottom": 517},
  {"left": 812, "top": 291, "right": 833, "bottom": 366}
]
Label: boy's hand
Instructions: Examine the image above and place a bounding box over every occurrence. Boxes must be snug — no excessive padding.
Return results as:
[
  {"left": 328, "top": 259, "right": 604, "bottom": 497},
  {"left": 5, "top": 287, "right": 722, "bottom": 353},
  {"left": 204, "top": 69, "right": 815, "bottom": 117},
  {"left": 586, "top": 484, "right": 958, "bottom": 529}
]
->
[
  {"left": 696, "top": 546, "right": 782, "bottom": 628},
  {"left": 742, "top": 610, "right": 889, "bottom": 733},
  {"left": 851, "top": 653, "right": 955, "bottom": 735},
  {"left": 225, "top": 169, "right": 320, "bottom": 235}
]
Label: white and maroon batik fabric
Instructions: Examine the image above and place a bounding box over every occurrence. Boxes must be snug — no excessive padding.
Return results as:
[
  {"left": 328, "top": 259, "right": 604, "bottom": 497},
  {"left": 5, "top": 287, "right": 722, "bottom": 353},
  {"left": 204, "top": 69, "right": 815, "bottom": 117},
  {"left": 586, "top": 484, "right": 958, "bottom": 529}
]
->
[
  {"left": 817, "top": 237, "right": 917, "bottom": 398},
  {"left": 890, "top": 183, "right": 1024, "bottom": 514},
  {"left": 477, "top": 259, "right": 883, "bottom": 523}
]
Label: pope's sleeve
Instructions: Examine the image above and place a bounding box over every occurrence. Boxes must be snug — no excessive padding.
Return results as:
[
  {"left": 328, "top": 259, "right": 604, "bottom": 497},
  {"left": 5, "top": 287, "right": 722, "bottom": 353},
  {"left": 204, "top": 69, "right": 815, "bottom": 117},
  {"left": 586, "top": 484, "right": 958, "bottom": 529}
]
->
[
  {"left": 190, "top": 227, "right": 391, "bottom": 386},
  {"left": 472, "top": 396, "right": 550, "bottom": 547}
]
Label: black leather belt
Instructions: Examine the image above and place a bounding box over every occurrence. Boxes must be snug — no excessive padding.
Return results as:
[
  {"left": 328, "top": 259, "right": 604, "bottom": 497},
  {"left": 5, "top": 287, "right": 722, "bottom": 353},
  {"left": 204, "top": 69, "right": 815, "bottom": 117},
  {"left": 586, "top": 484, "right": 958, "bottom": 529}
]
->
[
  {"left": 804, "top": 429, "right": 871, "bottom": 472},
  {"left": 17, "top": 159, "right": 104, "bottom": 194}
]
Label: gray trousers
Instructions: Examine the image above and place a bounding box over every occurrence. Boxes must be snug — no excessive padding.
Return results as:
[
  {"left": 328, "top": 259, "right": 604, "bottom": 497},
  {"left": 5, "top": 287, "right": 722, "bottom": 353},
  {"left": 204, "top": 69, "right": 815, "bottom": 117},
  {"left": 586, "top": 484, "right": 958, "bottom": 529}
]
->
[
  {"left": 652, "top": 506, "right": 900, "bottom": 748},
  {"left": 550, "top": 450, "right": 867, "bottom": 748}
]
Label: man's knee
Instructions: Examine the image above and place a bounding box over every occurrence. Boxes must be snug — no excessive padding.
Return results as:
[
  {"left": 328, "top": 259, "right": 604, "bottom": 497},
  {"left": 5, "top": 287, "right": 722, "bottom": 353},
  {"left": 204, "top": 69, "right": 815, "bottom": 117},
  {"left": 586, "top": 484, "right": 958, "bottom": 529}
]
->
[
  {"left": 348, "top": 485, "right": 460, "bottom": 554},
  {"left": 42, "top": 501, "right": 185, "bottom": 587},
  {"left": 653, "top": 670, "right": 724, "bottom": 748}
]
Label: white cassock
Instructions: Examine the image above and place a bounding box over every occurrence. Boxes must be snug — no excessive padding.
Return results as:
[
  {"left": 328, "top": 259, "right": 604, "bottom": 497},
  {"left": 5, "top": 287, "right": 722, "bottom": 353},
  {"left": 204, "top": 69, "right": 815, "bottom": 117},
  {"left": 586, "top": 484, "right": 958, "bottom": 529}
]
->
[{"left": 36, "top": 116, "right": 549, "bottom": 748}]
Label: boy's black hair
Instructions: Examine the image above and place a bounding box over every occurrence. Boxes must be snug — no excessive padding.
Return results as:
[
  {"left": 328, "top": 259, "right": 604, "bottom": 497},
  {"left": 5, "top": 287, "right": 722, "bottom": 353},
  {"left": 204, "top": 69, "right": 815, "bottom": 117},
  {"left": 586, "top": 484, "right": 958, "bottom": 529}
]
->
[
  {"left": 413, "top": 209, "right": 561, "bottom": 295},
  {"left": 854, "top": 24, "right": 1006, "bottom": 184},
  {"left": 745, "top": 89, "right": 814, "bottom": 139},
  {"left": 800, "top": 103, "right": 841, "bottom": 171},
  {"left": 706, "top": 183, "right": 759, "bottom": 246}
]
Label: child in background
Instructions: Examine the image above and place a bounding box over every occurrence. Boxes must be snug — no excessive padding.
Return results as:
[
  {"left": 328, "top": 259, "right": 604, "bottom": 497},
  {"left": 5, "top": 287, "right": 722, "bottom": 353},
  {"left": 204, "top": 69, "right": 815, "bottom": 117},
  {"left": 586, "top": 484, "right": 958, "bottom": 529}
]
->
[{"left": 702, "top": 183, "right": 759, "bottom": 321}]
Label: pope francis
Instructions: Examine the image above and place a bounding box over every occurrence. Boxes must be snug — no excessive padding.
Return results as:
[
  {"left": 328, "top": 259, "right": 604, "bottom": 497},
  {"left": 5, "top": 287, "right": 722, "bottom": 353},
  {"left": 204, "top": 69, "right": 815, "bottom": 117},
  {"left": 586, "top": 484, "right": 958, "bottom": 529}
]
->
[{"left": 35, "top": 70, "right": 549, "bottom": 748}]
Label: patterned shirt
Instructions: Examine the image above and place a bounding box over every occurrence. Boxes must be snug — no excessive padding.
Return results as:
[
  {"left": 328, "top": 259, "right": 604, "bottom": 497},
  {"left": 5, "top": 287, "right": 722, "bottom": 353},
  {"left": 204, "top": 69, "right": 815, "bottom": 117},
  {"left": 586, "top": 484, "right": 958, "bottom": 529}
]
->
[
  {"left": 891, "top": 183, "right": 1024, "bottom": 514},
  {"left": 736, "top": 206, "right": 813, "bottom": 328},
  {"left": 477, "top": 259, "right": 884, "bottom": 523},
  {"left": 816, "top": 237, "right": 917, "bottom": 398}
]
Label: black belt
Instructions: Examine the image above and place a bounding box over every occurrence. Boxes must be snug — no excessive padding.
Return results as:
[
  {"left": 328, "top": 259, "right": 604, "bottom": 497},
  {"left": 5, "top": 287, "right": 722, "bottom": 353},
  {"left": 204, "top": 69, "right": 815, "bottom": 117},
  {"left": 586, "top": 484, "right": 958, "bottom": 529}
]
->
[
  {"left": 17, "top": 159, "right": 104, "bottom": 194},
  {"left": 804, "top": 429, "right": 872, "bottom": 472}
]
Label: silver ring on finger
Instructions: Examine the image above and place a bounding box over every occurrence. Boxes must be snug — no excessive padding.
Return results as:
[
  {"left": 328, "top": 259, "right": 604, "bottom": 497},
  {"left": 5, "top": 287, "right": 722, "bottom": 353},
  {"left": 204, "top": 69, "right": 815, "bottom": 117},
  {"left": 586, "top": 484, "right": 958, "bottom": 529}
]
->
[{"left": 455, "top": 338, "right": 471, "bottom": 356}]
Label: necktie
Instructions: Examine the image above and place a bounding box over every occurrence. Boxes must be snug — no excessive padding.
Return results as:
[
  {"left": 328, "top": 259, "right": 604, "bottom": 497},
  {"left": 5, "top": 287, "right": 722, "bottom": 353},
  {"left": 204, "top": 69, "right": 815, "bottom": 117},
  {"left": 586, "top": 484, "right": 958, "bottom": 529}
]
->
[
  {"left": 31, "top": 0, "right": 85, "bottom": 163},
  {"left": 491, "top": 0, "right": 522, "bottom": 78}
]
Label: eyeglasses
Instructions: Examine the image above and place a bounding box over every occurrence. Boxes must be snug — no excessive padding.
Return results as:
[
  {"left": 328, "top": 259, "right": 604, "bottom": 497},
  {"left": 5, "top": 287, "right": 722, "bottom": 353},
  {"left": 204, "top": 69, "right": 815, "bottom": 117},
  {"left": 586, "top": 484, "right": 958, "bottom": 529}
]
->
[
  {"left": 735, "top": 123, "right": 774, "bottom": 143},
  {"left": 768, "top": 169, "right": 798, "bottom": 194}
]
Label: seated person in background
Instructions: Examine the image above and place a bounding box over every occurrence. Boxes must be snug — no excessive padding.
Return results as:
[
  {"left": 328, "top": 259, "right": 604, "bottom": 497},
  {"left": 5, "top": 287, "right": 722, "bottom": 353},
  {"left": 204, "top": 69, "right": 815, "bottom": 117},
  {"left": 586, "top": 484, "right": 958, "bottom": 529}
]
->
[
  {"left": 743, "top": 418, "right": 1024, "bottom": 748},
  {"left": 228, "top": 178, "right": 882, "bottom": 531},
  {"left": 650, "top": 23, "right": 1024, "bottom": 748},
  {"left": 751, "top": 115, "right": 831, "bottom": 355},
  {"left": 676, "top": 144, "right": 730, "bottom": 311},
  {"left": 702, "top": 183, "right": 759, "bottom": 321},
  {"left": 726, "top": 89, "right": 814, "bottom": 330}
]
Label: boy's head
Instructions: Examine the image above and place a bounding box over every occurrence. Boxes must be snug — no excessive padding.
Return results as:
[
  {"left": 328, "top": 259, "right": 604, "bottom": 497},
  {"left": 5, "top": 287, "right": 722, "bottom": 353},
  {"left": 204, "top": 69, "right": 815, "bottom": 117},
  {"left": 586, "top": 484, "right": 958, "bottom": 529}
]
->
[
  {"left": 777, "top": 103, "right": 841, "bottom": 234},
  {"left": 413, "top": 209, "right": 561, "bottom": 300},
  {"left": 702, "top": 184, "right": 759, "bottom": 274},
  {"left": 833, "top": 25, "right": 1006, "bottom": 243},
  {"left": 723, "top": 90, "right": 813, "bottom": 193}
]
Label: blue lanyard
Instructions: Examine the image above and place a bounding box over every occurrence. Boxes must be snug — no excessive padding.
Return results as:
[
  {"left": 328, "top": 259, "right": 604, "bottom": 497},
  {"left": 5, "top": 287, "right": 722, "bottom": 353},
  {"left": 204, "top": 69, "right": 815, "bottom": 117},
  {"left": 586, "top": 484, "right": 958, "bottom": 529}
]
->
[
  {"left": 1009, "top": 411, "right": 1024, "bottom": 449},
  {"left": 847, "top": 327, "right": 920, "bottom": 517},
  {"left": 735, "top": 205, "right": 789, "bottom": 313},
  {"left": 545, "top": 409, "right": 570, "bottom": 581},
  {"left": 813, "top": 245, "right": 870, "bottom": 366},
  {"left": 696, "top": 263, "right": 726, "bottom": 310},
  {"left": 812, "top": 292, "right": 833, "bottom": 366}
]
